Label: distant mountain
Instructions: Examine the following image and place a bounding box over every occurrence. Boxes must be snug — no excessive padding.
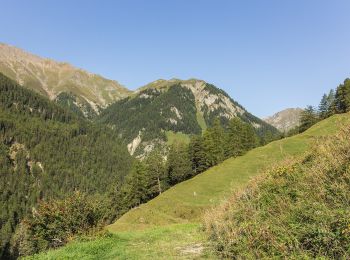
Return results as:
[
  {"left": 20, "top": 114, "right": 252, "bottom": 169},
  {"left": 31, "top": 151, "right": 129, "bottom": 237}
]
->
[
  {"left": 98, "top": 79, "right": 278, "bottom": 157},
  {"left": 264, "top": 108, "right": 303, "bottom": 132},
  {"left": 0, "top": 43, "right": 131, "bottom": 117}
]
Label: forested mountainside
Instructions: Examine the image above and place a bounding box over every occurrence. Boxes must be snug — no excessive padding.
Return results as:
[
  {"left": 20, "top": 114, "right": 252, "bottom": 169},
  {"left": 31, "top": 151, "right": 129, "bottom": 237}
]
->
[
  {"left": 0, "top": 73, "right": 133, "bottom": 258},
  {"left": 54, "top": 92, "right": 98, "bottom": 119},
  {"left": 98, "top": 79, "right": 278, "bottom": 157},
  {"left": 0, "top": 43, "right": 131, "bottom": 117}
]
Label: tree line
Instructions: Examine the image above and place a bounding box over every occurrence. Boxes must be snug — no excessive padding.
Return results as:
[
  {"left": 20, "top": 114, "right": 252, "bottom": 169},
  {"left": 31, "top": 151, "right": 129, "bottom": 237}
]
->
[
  {"left": 115, "top": 118, "right": 260, "bottom": 212},
  {"left": 288, "top": 78, "right": 350, "bottom": 135}
]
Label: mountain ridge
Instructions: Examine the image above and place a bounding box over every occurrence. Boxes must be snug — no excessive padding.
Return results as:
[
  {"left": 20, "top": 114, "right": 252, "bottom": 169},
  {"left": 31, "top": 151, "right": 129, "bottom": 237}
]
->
[
  {"left": 0, "top": 42, "right": 131, "bottom": 114},
  {"left": 98, "top": 79, "right": 278, "bottom": 157},
  {"left": 0, "top": 43, "right": 279, "bottom": 157}
]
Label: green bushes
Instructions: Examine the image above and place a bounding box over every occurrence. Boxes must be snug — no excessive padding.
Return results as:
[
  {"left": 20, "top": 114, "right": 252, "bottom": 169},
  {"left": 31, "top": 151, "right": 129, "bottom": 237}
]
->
[
  {"left": 204, "top": 125, "right": 350, "bottom": 258},
  {"left": 11, "top": 192, "right": 107, "bottom": 257}
]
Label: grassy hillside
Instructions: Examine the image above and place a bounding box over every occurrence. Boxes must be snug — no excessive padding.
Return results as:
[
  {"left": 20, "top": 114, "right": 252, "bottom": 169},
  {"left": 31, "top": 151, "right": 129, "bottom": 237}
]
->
[
  {"left": 109, "top": 113, "right": 348, "bottom": 232},
  {"left": 165, "top": 131, "right": 190, "bottom": 145},
  {"left": 204, "top": 118, "right": 350, "bottom": 258},
  {"left": 28, "top": 113, "right": 350, "bottom": 259}
]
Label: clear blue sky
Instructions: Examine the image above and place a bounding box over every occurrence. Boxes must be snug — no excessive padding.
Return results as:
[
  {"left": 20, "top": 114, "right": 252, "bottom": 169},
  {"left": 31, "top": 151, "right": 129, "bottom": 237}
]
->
[{"left": 1, "top": 0, "right": 349, "bottom": 117}]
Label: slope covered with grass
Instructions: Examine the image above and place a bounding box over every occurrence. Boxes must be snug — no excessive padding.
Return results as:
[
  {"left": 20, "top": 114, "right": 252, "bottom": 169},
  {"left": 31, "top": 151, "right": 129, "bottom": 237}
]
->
[
  {"left": 28, "top": 113, "right": 350, "bottom": 259},
  {"left": 204, "top": 120, "right": 350, "bottom": 258},
  {"left": 109, "top": 113, "right": 349, "bottom": 232}
]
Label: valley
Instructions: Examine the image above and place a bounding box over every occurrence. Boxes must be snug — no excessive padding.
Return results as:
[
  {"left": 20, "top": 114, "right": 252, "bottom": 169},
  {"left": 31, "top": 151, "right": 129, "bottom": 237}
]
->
[
  {"left": 0, "top": 40, "right": 349, "bottom": 259},
  {"left": 27, "top": 112, "right": 350, "bottom": 259}
]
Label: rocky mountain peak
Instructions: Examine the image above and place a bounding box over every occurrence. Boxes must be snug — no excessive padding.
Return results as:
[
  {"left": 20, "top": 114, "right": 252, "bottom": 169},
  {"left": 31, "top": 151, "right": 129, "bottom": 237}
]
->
[
  {"left": 264, "top": 108, "right": 303, "bottom": 132},
  {"left": 0, "top": 43, "right": 131, "bottom": 110}
]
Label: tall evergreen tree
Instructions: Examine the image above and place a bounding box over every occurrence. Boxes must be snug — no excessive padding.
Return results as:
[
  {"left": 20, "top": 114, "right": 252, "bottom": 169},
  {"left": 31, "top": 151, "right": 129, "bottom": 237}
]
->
[
  {"left": 144, "top": 149, "right": 166, "bottom": 197},
  {"left": 122, "top": 161, "right": 149, "bottom": 206},
  {"left": 225, "top": 118, "right": 245, "bottom": 157},
  {"left": 241, "top": 123, "right": 259, "bottom": 151},
  {"left": 225, "top": 118, "right": 258, "bottom": 157},
  {"left": 188, "top": 135, "right": 207, "bottom": 174},
  {"left": 202, "top": 119, "right": 226, "bottom": 167},
  {"left": 326, "top": 89, "right": 336, "bottom": 117},
  {"left": 299, "top": 105, "right": 318, "bottom": 132},
  {"left": 335, "top": 78, "right": 350, "bottom": 113},
  {"left": 167, "top": 143, "right": 192, "bottom": 185},
  {"left": 318, "top": 93, "right": 329, "bottom": 119}
]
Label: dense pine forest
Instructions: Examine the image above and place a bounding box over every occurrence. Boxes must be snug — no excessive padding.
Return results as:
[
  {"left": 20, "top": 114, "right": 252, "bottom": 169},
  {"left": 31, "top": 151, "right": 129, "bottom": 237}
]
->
[
  {"left": 0, "top": 73, "right": 133, "bottom": 258},
  {"left": 98, "top": 85, "right": 202, "bottom": 143}
]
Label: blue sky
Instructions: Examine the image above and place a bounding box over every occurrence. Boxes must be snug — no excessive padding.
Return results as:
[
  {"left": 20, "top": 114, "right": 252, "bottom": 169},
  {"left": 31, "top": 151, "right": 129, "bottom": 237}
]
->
[{"left": 1, "top": 0, "right": 349, "bottom": 117}]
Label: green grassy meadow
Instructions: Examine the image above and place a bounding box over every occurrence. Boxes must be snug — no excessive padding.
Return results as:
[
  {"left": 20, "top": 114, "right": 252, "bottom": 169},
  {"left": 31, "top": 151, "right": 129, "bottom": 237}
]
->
[
  {"left": 165, "top": 131, "right": 190, "bottom": 145},
  {"left": 27, "top": 113, "right": 350, "bottom": 259}
]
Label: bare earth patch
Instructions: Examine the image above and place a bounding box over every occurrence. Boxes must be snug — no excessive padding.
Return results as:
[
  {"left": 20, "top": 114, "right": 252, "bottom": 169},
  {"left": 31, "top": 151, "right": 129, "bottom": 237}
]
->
[{"left": 177, "top": 243, "right": 204, "bottom": 256}]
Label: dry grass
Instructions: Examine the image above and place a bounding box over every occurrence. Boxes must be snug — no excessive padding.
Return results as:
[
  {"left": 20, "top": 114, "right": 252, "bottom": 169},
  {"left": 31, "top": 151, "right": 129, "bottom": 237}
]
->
[{"left": 204, "top": 124, "right": 350, "bottom": 259}]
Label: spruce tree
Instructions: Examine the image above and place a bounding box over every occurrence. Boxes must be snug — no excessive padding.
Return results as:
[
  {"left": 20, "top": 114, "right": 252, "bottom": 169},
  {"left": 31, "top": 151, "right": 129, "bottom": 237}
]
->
[
  {"left": 299, "top": 105, "right": 318, "bottom": 132},
  {"left": 167, "top": 143, "right": 193, "bottom": 185},
  {"left": 202, "top": 119, "right": 226, "bottom": 167},
  {"left": 241, "top": 123, "right": 258, "bottom": 151},
  {"left": 225, "top": 118, "right": 245, "bottom": 157},
  {"left": 335, "top": 78, "right": 350, "bottom": 113},
  {"left": 326, "top": 89, "right": 336, "bottom": 117},
  {"left": 188, "top": 135, "right": 207, "bottom": 174},
  {"left": 144, "top": 149, "right": 166, "bottom": 197},
  {"left": 123, "top": 161, "right": 149, "bottom": 206},
  {"left": 318, "top": 93, "right": 329, "bottom": 119}
]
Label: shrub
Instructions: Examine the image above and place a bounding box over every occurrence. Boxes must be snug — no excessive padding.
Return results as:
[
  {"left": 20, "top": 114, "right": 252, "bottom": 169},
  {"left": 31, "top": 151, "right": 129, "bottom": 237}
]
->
[{"left": 11, "top": 191, "right": 107, "bottom": 257}]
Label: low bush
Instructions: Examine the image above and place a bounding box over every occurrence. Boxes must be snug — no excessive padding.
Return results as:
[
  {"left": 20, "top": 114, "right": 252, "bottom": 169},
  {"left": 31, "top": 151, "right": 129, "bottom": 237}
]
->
[{"left": 10, "top": 192, "right": 107, "bottom": 257}]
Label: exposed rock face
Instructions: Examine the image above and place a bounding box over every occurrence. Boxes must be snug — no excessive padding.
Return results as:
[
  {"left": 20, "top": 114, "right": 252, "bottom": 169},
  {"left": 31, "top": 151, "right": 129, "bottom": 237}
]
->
[
  {"left": 264, "top": 108, "right": 303, "bottom": 132},
  {"left": 9, "top": 142, "right": 44, "bottom": 173},
  {"left": 0, "top": 43, "right": 131, "bottom": 113},
  {"left": 181, "top": 79, "right": 245, "bottom": 120},
  {"left": 127, "top": 131, "right": 142, "bottom": 156}
]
